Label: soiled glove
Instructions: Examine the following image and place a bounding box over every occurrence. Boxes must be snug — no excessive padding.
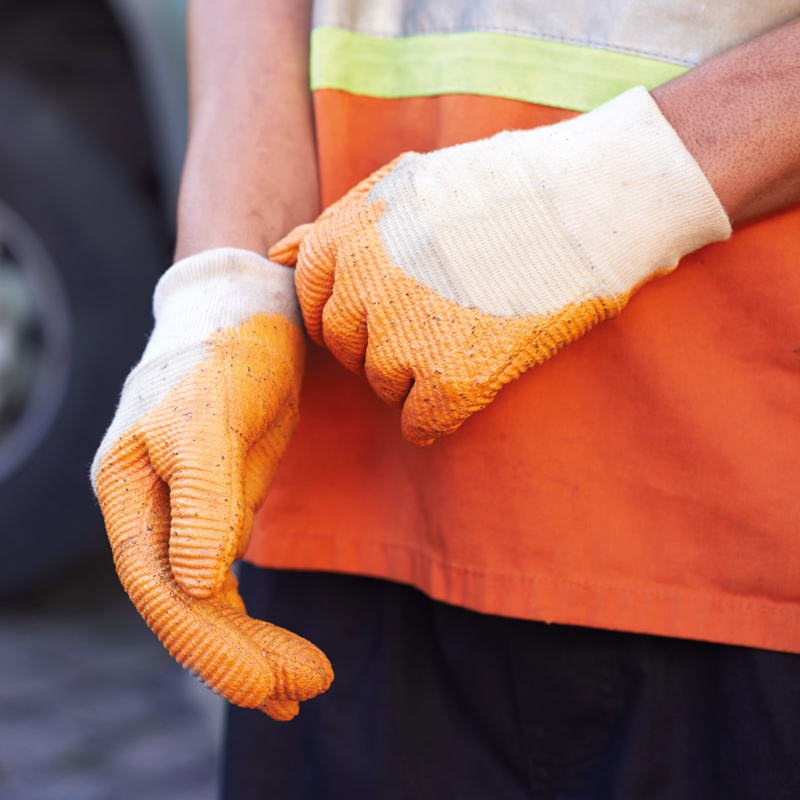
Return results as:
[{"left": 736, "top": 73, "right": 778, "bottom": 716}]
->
[
  {"left": 91, "top": 248, "right": 333, "bottom": 720},
  {"left": 271, "top": 87, "right": 731, "bottom": 446}
]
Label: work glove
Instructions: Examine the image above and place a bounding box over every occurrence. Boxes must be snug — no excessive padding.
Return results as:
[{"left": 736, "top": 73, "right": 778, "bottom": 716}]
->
[
  {"left": 272, "top": 86, "right": 731, "bottom": 446},
  {"left": 91, "top": 248, "right": 333, "bottom": 721}
]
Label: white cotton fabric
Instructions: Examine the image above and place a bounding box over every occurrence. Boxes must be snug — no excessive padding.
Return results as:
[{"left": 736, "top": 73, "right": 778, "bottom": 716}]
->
[
  {"left": 369, "top": 86, "right": 731, "bottom": 318},
  {"left": 90, "top": 248, "right": 299, "bottom": 488}
]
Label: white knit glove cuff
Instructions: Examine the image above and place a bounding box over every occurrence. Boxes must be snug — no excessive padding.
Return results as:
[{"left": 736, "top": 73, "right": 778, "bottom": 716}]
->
[
  {"left": 370, "top": 86, "right": 731, "bottom": 319},
  {"left": 511, "top": 85, "right": 732, "bottom": 294},
  {"left": 91, "top": 248, "right": 299, "bottom": 488}
]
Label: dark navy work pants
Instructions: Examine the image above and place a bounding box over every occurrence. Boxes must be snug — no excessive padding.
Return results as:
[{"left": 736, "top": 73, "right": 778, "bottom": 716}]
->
[{"left": 223, "top": 565, "right": 800, "bottom": 800}]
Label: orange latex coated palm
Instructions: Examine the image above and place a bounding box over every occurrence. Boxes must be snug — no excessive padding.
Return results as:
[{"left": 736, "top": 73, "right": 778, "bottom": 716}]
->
[
  {"left": 270, "top": 156, "right": 617, "bottom": 447},
  {"left": 271, "top": 89, "right": 731, "bottom": 446},
  {"left": 92, "top": 250, "right": 333, "bottom": 720}
]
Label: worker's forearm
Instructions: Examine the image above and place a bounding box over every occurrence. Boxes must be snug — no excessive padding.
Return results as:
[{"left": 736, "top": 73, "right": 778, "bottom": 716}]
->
[
  {"left": 652, "top": 17, "right": 800, "bottom": 225},
  {"left": 175, "top": 0, "right": 319, "bottom": 261}
]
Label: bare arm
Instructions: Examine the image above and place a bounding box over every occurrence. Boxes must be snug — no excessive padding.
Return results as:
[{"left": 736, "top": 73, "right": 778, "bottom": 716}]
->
[
  {"left": 174, "top": 6, "right": 798, "bottom": 261},
  {"left": 653, "top": 16, "right": 800, "bottom": 225},
  {"left": 174, "top": 0, "right": 319, "bottom": 261}
]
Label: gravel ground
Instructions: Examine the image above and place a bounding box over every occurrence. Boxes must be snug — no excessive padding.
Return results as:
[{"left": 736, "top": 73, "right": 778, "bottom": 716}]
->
[{"left": 0, "top": 551, "right": 224, "bottom": 800}]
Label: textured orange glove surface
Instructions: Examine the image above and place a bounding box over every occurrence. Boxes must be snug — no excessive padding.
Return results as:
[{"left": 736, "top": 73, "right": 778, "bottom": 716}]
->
[
  {"left": 271, "top": 88, "right": 731, "bottom": 446},
  {"left": 91, "top": 249, "right": 333, "bottom": 720}
]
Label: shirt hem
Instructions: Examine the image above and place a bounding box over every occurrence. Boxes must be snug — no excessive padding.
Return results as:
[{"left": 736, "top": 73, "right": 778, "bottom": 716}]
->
[{"left": 244, "top": 530, "right": 800, "bottom": 655}]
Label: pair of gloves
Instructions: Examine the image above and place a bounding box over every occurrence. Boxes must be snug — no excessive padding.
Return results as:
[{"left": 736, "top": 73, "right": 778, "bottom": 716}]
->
[{"left": 92, "top": 87, "right": 730, "bottom": 720}]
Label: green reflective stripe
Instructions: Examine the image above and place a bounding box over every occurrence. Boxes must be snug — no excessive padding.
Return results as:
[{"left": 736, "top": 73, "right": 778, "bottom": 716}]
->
[{"left": 311, "top": 28, "right": 688, "bottom": 112}]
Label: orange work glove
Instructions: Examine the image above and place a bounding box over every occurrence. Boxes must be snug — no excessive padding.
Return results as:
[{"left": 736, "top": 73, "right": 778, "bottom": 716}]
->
[
  {"left": 91, "top": 248, "right": 333, "bottom": 720},
  {"left": 271, "top": 87, "right": 731, "bottom": 446}
]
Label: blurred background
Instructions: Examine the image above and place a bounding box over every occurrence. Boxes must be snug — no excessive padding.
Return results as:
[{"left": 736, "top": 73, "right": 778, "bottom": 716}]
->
[{"left": 0, "top": 0, "right": 225, "bottom": 796}]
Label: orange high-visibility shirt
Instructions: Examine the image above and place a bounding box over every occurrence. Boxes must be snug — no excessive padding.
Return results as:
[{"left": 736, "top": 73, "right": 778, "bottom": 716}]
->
[{"left": 246, "top": 1, "right": 800, "bottom": 654}]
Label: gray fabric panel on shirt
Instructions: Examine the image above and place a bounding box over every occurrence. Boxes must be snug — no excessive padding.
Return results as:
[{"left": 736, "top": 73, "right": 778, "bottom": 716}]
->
[{"left": 312, "top": 0, "right": 800, "bottom": 67}]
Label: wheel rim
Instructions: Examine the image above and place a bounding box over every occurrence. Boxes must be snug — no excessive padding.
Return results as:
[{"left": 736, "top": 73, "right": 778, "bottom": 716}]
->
[{"left": 0, "top": 199, "right": 72, "bottom": 484}]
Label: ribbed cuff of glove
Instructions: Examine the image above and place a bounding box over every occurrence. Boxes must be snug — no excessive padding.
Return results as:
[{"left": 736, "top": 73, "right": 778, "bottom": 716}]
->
[
  {"left": 91, "top": 248, "right": 298, "bottom": 488},
  {"left": 513, "top": 85, "right": 732, "bottom": 294},
  {"left": 144, "top": 247, "right": 300, "bottom": 359},
  {"left": 370, "top": 86, "right": 731, "bottom": 320}
]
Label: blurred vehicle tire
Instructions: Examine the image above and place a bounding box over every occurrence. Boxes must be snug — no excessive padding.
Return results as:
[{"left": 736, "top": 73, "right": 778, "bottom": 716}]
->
[{"left": 0, "top": 68, "right": 164, "bottom": 596}]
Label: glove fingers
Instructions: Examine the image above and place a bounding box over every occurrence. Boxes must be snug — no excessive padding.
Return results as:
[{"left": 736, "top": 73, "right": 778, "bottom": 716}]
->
[
  {"left": 261, "top": 699, "right": 301, "bottom": 721},
  {"left": 301, "top": 196, "right": 393, "bottom": 370},
  {"left": 164, "top": 422, "right": 249, "bottom": 600},
  {"left": 396, "top": 303, "right": 588, "bottom": 446},
  {"left": 218, "top": 570, "right": 247, "bottom": 614},
  {"left": 399, "top": 375, "right": 484, "bottom": 447},
  {"left": 216, "top": 574, "right": 309, "bottom": 721},
  {"left": 319, "top": 270, "right": 370, "bottom": 373},
  {"left": 268, "top": 223, "right": 313, "bottom": 267},
  {"left": 292, "top": 220, "right": 340, "bottom": 346},
  {"left": 145, "top": 316, "right": 302, "bottom": 600},
  {"left": 396, "top": 309, "right": 553, "bottom": 446},
  {"left": 96, "top": 442, "right": 333, "bottom": 717},
  {"left": 363, "top": 331, "right": 414, "bottom": 408},
  {"left": 235, "top": 399, "right": 300, "bottom": 561}
]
